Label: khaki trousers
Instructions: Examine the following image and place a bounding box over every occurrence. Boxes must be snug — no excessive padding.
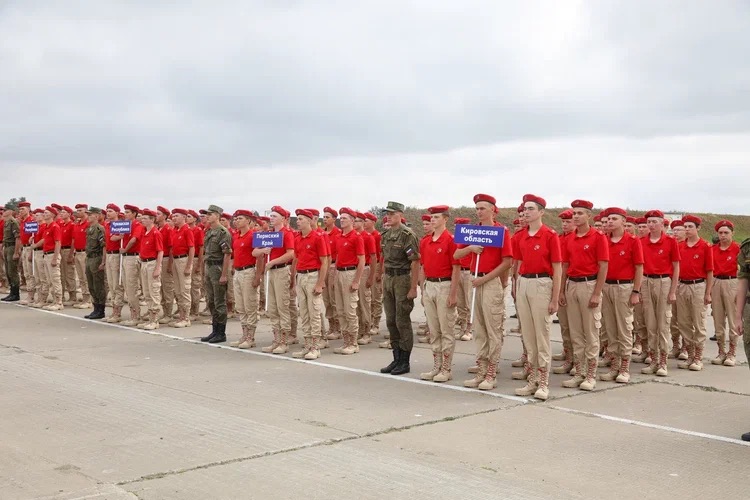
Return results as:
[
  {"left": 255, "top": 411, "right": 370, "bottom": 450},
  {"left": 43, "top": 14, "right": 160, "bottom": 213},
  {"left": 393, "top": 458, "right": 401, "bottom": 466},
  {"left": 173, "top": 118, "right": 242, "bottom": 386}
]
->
[
  {"left": 558, "top": 303, "right": 571, "bottom": 351},
  {"left": 140, "top": 260, "right": 161, "bottom": 314},
  {"left": 297, "top": 271, "right": 323, "bottom": 338},
  {"left": 473, "top": 276, "right": 505, "bottom": 364},
  {"left": 0, "top": 250, "right": 5, "bottom": 286},
  {"left": 518, "top": 276, "right": 553, "bottom": 369},
  {"left": 334, "top": 269, "right": 359, "bottom": 337},
  {"left": 677, "top": 281, "right": 708, "bottom": 347},
  {"left": 34, "top": 251, "right": 48, "bottom": 302},
  {"left": 172, "top": 257, "right": 192, "bottom": 313},
  {"left": 424, "top": 280, "right": 457, "bottom": 354},
  {"left": 123, "top": 255, "right": 141, "bottom": 308},
  {"left": 602, "top": 283, "right": 634, "bottom": 357},
  {"left": 74, "top": 252, "right": 90, "bottom": 301},
  {"left": 191, "top": 267, "right": 203, "bottom": 314},
  {"left": 322, "top": 268, "right": 337, "bottom": 329},
  {"left": 43, "top": 254, "right": 63, "bottom": 305},
  {"left": 371, "top": 272, "right": 384, "bottom": 332},
  {"left": 267, "top": 266, "right": 291, "bottom": 333},
  {"left": 105, "top": 253, "right": 125, "bottom": 307},
  {"left": 234, "top": 267, "right": 259, "bottom": 329},
  {"left": 633, "top": 301, "right": 647, "bottom": 346},
  {"left": 60, "top": 248, "right": 76, "bottom": 296},
  {"left": 711, "top": 278, "right": 738, "bottom": 345},
  {"left": 22, "top": 246, "right": 35, "bottom": 293},
  {"left": 566, "top": 280, "right": 601, "bottom": 363},
  {"left": 643, "top": 277, "right": 672, "bottom": 354},
  {"left": 357, "top": 267, "right": 372, "bottom": 335},
  {"left": 456, "top": 270, "right": 471, "bottom": 327},
  {"left": 160, "top": 264, "right": 176, "bottom": 317}
]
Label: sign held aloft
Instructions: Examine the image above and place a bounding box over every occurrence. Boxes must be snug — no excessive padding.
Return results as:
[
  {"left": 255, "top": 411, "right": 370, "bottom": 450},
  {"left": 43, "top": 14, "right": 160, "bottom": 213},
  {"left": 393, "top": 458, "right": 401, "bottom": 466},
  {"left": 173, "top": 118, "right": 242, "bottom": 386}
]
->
[
  {"left": 454, "top": 224, "right": 505, "bottom": 248},
  {"left": 109, "top": 220, "right": 133, "bottom": 235},
  {"left": 252, "top": 231, "right": 283, "bottom": 248}
]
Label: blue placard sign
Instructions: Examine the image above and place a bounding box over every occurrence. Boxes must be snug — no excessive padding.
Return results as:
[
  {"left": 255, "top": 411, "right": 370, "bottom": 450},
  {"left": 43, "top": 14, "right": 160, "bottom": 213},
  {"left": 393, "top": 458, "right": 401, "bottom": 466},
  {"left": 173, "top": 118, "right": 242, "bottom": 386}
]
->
[
  {"left": 454, "top": 224, "right": 506, "bottom": 248},
  {"left": 109, "top": 220, "right": 132, "bottom": 235},
  {"left": 24, "top": 221, "right": 39, "bottom": 234},
  {"left": 252, "top": 231, "right": 283, "bottom": 248}
]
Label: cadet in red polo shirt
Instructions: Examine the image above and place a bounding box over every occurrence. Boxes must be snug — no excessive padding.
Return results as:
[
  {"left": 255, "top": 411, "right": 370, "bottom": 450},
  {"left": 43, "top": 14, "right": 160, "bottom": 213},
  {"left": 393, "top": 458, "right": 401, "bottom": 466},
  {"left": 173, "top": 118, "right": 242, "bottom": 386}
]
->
[
  {"left": 290, "top": 209, "right": 330, "bottom": 360},
  {"left": 229, "top": 210, "right": 263, "bottom": 348},
  {"left": 187, "top": 210, "right": 205, "bottom": 319},
  {"left": 41, "top": 207, "right": 64, "bottom": 310},
  {"left": 561, "top": 199, "right": 608, "bottom": 391},
  {"left": 453, "top": 217, "right": 473, "bottom": 342},
  {"left": 137, "top": 209, "right": 164, "bottom": 330},
  {"left": 418, "top": 205, "right": 459, "bottom": 383},
  {"left": 354, "top": 212, "right": 377, "bottom": 345},
  {"left": 156, "top": 206, "right": 175, "bottom": 324},
  {"left": 102, "top": 204, "right": 125, "bottom": 322},
  {"left": 364, "top": 212, "right": 384, "bottom": 338},
  {"left": 117, "top": 205, "right": 144, "bottom": 326},
  {"left": 29, "top": 210, "right": 48, "bottom": 308},
  {"left": 667, "top": 219, "right": 688, "bottom": 361},
  {"left": 599, "top": 208, "right": 643, "bottom": 384},
  {"left": 17, "top": 202, "right": 36, "bottom": 305},
  {"left": 675, "top": 214, "right": 713, "bottom": 372},
  {"left": 711, "top": 220, "right": 741, "bottom": 366},
  {"left": 168, "top": 209, "right": 195, "bottom": 328},
  {"left": 331, "top": 207, "right": 365, "bottom": 355},
  {"left": 322, "top": 207, "right": 342, "bottom": 341},
  {"left": 552, "top": 209, "right": 575, "bottom": 376},
  {"left": 416, "top": 214, "right": 433, "bottom": 344},
  {"left": 639, "top": 210, "right": 680, "bottom": 376},
  {"left": 72, "top": 204, "right": 91, "bottom": 308},
  {"left": 56, "top": 206, "right": 77, "bottom": 305},
  {"left": 454, "top": 194, "right": 513, "bottom": 391}
]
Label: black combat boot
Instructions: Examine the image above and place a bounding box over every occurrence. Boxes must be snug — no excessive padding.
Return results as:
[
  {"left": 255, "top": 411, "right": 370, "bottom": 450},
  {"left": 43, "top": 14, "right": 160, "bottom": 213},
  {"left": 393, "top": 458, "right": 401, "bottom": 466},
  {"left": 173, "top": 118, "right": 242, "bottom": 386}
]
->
[
  {"left": 3, "top": 285, "right": 20, "bottom": 302},
  {"left": 201, "top": 323, "right": 217, "bottom": 342},
  {"left": 391, "top": 349, "right": 411, "bottom": 375},
  {"left": 380, "top": 348, "right": 400, "bottom": 373},
  {"left": 208, "top": 323, "right": 227, "bottom": 344},
  {"left": 88, "top": 304, "right": 106, "bottom": 320}
]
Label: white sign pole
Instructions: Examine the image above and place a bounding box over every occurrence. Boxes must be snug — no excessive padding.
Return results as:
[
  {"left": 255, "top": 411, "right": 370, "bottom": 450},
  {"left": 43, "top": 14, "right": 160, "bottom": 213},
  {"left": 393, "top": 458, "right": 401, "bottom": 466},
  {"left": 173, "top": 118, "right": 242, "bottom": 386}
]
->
[
  {"left": 469, "top": 253, "right": 481, "bottom": 324},
  {"left": 265, "top": 254, "right": 270, "bottom": 312},
  {"left": 118, "top": 239, "right": 124, "bottom": 285},
  {"left": 31, "top": 236, "right": 36, "bottom": 277}
]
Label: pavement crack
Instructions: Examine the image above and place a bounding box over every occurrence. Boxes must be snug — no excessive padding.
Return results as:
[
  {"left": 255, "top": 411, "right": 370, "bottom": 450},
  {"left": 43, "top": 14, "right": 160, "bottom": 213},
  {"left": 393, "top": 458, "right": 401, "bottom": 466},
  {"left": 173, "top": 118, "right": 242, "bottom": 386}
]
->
[{"left": 649, "top": 378, "right": 750, "bottom": 398}]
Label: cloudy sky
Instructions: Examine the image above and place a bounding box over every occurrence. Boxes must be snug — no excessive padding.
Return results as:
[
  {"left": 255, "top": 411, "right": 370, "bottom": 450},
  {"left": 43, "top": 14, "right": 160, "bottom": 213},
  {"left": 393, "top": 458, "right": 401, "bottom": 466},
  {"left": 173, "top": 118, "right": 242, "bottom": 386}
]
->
[{"left": 2, "top": 0, "right": 749, "bottom": 214}]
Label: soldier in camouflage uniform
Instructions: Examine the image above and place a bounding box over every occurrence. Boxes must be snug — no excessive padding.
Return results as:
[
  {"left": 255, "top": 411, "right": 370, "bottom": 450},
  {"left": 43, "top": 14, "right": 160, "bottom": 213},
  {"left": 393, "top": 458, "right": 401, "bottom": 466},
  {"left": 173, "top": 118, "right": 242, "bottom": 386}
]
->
[
  {"left": 1, "top": 204, "right": 21, "bottom": 302},
  {"left": 200, "top": 205, "right": 233, "bottom": 344},
  {"left": 84, "top": 208, "right": 107, "bottom": 319},
  {"left": 738, "top": 237, "right": 750, "bottom": 441}
]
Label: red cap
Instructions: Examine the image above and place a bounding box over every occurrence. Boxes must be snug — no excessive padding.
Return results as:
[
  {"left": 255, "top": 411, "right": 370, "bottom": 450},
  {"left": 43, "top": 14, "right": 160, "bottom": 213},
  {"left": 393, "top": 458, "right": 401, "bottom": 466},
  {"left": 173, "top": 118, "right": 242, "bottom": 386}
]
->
[
  {"left": 106, "top": 203, "right": 120, "bottom": 212},
  {"left": 715, "top": 220, "right": 734, "bottom": 232},
  {"left": 218, "top": 213, "right": 230, "bottom": 220},
  {"left": 363, "top": 212, "right": 377, "bottom": 222},
  {"left": 295, "top": 209, "right": 314, "bottom": 220},
  {"left": 512, "top": 218, "right": 521, "bottom": 225},
  {"left": 571, "top": 200, "right": 594, "bottom": 210},
  {"left": 257, "top": 216, "right": 270, "bottom": 223},
  {"left": 421, "top": 214, "right": 431, "bottom": 222},
  {"left": 339, "top": 207, "right": 357, "bottom": 219},
  {"left": 118, "top": 212, "right": 125, "bottom": 219},
  {"left": 270, "top": 205, "right": 290, "bottom": 218},
  {"left": 51, "top": 203, "right": 63, "bottom": 211},
  {"left": 60, "top": 206, "right": 73, "bottom": 213},
  {"left": 625, "top": 216, "right": 637, "bottom": 224},
  {"left": 45, "top": 206, "right": 58, "bottom": 216},
  {"left": 18, "top": 201, "right": 31, "bottom": 208},
  {"left": 233, "top": 209, "right": 254, "bottom": 219},
  {"left": 605, "top": 207, "right": 627, "bottom": 218},
  {"left": 522, "top": 194, "right": 546, "bottom": 208},
  {"left": 427, "top": 205, "right": 450, "bottom": 214},
  {"left": 123, "top": 204, "right": 140, "bottom": 214},
  {"left": 644, "top": 209, "right": 664, "bottom": 219},
  {"left": 157, "top": 206, "right": 170, "bottom": 217},
  {"left": 636, "top": 217, "right": 647, "bottom": 225},
  {"left": 187, "top": 210, "right": 199, "bottom": 219},
  {"left": 454, "top": 217, "right": 470, "bottom": 224},
  {"left": 558, "top": 210, "right": 573, "bottom": 220},
  {"left": 323, "top": 207, "right": 338, "bottom": 218},
  {"left": 517, "top": 203, "right": 525, "bottom": 213},
  {"left": 354, "top": 212, "right": 366, "bottom": 220},
  {"left": 307, "top": 208, "right": 320, "bottom": 217},
  {"left": 33, "top": 208, "right": 44, "bottom": 214},
  {"left": 141, "top": 209, "right": 157, "bottom": 218},
  {"left": 682, "top": 214, "right": 702, "bottom": 226},
  {"left": 593, "top": 215, "right": 602, "bottom": 222},
  {"left": 473, "top": 193, "right": 496, "bottom": 205},
  {"left": 172, "top": 208, "right": 188, "bottom": 216},
  {"left": 670, "top": 219, "right": 684, "bottom": 229},
  {"left": 198, "top": 209, "right": 208, "bottom": 215},
  {"left": 74, "top": 203, "right": 88, "bottom": 209}
]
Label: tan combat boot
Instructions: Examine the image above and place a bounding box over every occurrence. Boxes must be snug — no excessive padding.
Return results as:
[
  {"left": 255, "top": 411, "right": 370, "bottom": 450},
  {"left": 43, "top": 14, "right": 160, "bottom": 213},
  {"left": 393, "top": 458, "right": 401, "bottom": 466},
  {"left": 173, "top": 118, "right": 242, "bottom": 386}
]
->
[
  {"left": 478, "top": 361, "right": 498, "bottom": 391},
  {"left": 272, "top": 331, "right": 289, "bottom": 354},
  {"left": 655, "top": 350, "right": 668, "bottom": 377},
  {"left": 553, "top": 347, "right": 573, "bottom": 374},
  {"left": 172, "top": 308, "right": 191, "bottom": 328},
  {"left": 511, "top": 358, "right": 532, "bottom": 381},
  {"left": 669, "top": 332, "right": 682, "bottom": 359},
  {"left": 616, "top": 356, "right": 631, "bottom": 383},
  {"left": 292, "top": 337, "right": 312, "bottom": 358},
  {"left": 358, "top": 333, "right": 372, "bottom": 345},
  {"left": 678, "top": 344, "right": 695, "bottom": 369},
  {"left": 515, "top": 366, "right": 539, "bottom": 396},
  {"left": 689, "top": 343, "right": 704, "bottom": 371},
  {"left": 640, "top": 351, "right": 658, "bottom": 375},
  {"left": 238, "top": 327, "right": 257, "bottom": 349},
  {"left": 579, "top": 358, "right": 598, "bottom": 391},
  {"left": 143, "top": 311, "right": 160, "bottom": 330},
  {"left": 334, "top": 333, "right": 349, "bottom": 354},
  {"left": 340, "top": 333, "right": 359, "bottom": 355},
  {"left": 326, "top": 318, "right": 342, "bottom": 340},
  {"left": 20, "top": 291, "right": 35, "bottom": 306},
  {"left": 552, "top": 349, "right": 566, "bottom": 362},
  {"left": 420, "top": 352, "right": 442, "bottom": 381},
  {"left": 230, "top": 325, "right": 251, "bottom": 347},
  {"left": 468, "top": 356, "right": 481, "bottom": 374},
  {"left": 464, "top": 360, "right": 487, "bottom": 388},
  {"left": 262, "top": 330, "right": 281, "bottom": 353},
  {"left": 511, "top": 351, "right": 527, "bottom": 368},
  {"left": 599, "top": 356, "right": 621, "bottom": 382},
  {"left": 562, "top": 361, "right": 585, "bottom": 388},
  {"left": 712, "top": 338, "right": 727, "bottom": 365},
  {"left": 121, "top": 307, "right": 141, "bottom": 327},
  {"left": 106, "top": 305, "right": 122, "bottom": 323},
  {"left": 433, "top": 351, "right": 453, "bottom": 383},
  {"left": 305, "top": 337, "right": 321, "bottom": 360},
  {"left": 724, "top": 338, "right": 738, "bottom": 367},
  {"left": 378, "top": 339, "right": 391, "bottom": 349},
  {"left": 534, "top": 367, "right": 550, "bottom": 401},
  {"left": 598, "top": 341, "right": 611, "bottom": 368},
  {"left": 632, "top": 344, "right": 648, "bottom": 363}
]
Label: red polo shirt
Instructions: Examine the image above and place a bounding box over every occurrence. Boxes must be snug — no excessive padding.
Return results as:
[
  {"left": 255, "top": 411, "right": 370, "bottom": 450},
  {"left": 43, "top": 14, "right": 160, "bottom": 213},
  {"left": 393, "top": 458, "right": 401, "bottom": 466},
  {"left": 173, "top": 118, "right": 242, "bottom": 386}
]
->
[
  {"left": 58, "top": 220, "right": 74, "bottom": 248},
  {"left": 192, "top": 225, "right": 204, "bottom": 249},
  {"left": 326, "top": 226, "right": 342, "bottom": 263},
  {"left": 104, "top": 221, "right": 121, "bottom": 252},
  {"left": 72, "top": 219, "right": 89, "bottom": 251},
  {"left": 606, "top": 232, "right": 644, "bottom": 280},
  {"left": 139, "top": 226, "right": 163, "bottom": 260},
  {"left": 20, "top": 216, "right": 35, "bottom": 245},
  {"left": 171, "top": 224, "right": 195, "bottom": 257},
  {"left": 232, "top": 229, "right": 256, "bottom": 269},
  {"left": 41, "top": 222, "right": 61, "bottom": 252},
  {"left": 335, "top": 229, "right": 364, "bottom": 267},
  {"left": 367, "top": 230, "right": 382, "bottom": 262},
  {"left": 420, "top": 229, "right": 458, "bottom": 279},
  {"left": 359, "top": 230, "right": 377, "bottom": 265},
  {"left": 515, "top": 225, "right": 562, "bottom": 276},
  {"left": 641, "top": 233, "right": 680, "bottom": 276},
  {"left": 295, "top": 230, "right": 330, "bottom": 271},
  {"left": 159, "top": 224, "right": 173, "bottom": 256},
  {"left": 124, "top": 220, "right": 144, "bottom": 254},
  {"left": 712, "top": 241, "right": 740, "bottom": 278},
  {"left": 563, "top": 227, "right": 609, "bottom": 278},
  {"left": 678, "top": 238, "right": 713, "bottom": 280},
  {"left": 469, "top": 223, "right": 513, "bottom": 274},
  {"left": 269, "top": 227, "right": 295, "bottom": 261}
]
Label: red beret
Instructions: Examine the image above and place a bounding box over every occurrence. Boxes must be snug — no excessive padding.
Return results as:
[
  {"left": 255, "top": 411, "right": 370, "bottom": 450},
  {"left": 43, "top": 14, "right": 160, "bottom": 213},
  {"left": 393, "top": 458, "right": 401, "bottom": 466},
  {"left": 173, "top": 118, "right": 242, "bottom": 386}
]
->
[
  {"left": 157, "top": 206, "right": 170, "bottom": 216},
  {"left": 270, "top": 205, "right": 290, "bottom": 218},
  {"left": 198, "top": 209, "right": 208, "bottom": 215},
  {"left": 187, "top": 210, "right": 199, "bottom": 219},
  {"left": 454, "top": 217, "right": 470, "bottom": 225},
  {"left": 558, "top": 210, "right": 573, "bottom": 220},
  {"left": 354, "top": 212, "right": 366, "bottom": 220},
  {"left": 644, "top": 210, "right": 664, "bottom": 219},
  {"left": 33, "top": 208, "right": 44, "bottom": 214},
  {"left": 593, "top": 215, "right": 602, "bottom": 222},
  {"left": 219, "top": 212, "right": 230, "bottom": 220},
  {"left": 172, "top": 208, "right": 188, "bottom": 216},
  {"left": 636, "top": 217, "right": 647, "bottom": 225},
  {"left": 517, "top": 203, "right": 525, "bottom": 213},
  {"left": 512, "top": 218, "right": 521, "bottom": 225},
  {"left": 233, "top": 209, "right": 254, "bottom": 219},
  {"left": 473, "top": 193, "right": 496, "bottom": 205},
  {"left": 605, "top": 207, "right": 627, "bottom": 218},
  {"left": 339, "top": 207, "right": 357, "bottom": 219},
  {"left": 670, "top": 219, "right": 684, "bottom": 229},
  {"left": 106, "top": 203, "right": 120, "bottom": 212},
  {"left": 51, "top": 203, "right": 63, "bottom": 211},
  {"left": 625, "top": 216, "right": 637, "bottom": 224},
  {"left": 306, "top": 208, "right": 320, "bottom": 217},
  {"left": 363, "top": 212, "right": 377, "bottom": 222},
  {"left": 18, "top": 201, "right": 31, "bottom": 208},
  {"left": 401, "top": 217, "right": 407, "bottom": 224},
  {"left": 141, "top": 209, "right": 157, "bottom": 218},
  {"left": 323, "top": 207, "right": 338, "bottom": 218},
  {"left": 522, "top": 194, "right": 546, "bottom": 208},
  {"left": 118, "top": 213, "right": 125, "bottom": 219},
  {"left": 295, "top": 209, "right": 314, "bottom": 220},
  {"left": 715, "top": 220, "right": 734, "bottom": 232},
  {"left": 60, "top": 206, "right": 73, "bottom": 213},
  {"left": 123, "top": 204, "right": 140, "bottom": 214},
  {"left": 427, "top": 205, "right": 449, "bottom": 214},
  {"left": 571, "top": 199, "right": 594, "bottom": 210},
  {"left": 74, "top": 203, "right": 88, "bottom": 209},
  {"left": 421, "top": 214, "right": 432, "bottom": 222},
  {"left": 45, "top": 206, "right": 58, "bottom": 216},
  {"left": 682, "top": 214, "right": 702, "bottom": 226},
  {"left": 257, "top": 216, "right": 270, "bottom": 223}
]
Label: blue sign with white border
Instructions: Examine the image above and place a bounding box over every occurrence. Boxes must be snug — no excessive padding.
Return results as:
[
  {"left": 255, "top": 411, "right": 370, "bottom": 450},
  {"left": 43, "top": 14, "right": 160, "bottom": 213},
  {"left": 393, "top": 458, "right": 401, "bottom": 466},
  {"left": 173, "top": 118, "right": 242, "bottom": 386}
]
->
[
  {"left": 109, "top": 220, "right": 132, "bottom": 235},
  {"left": 252, "top": 231, "right": 283, "bottom": 248},
  {"left": 24, "top": 221, "right": 39, "bottom": 234},
  {"left": 454, "top": 224, "right": 505, "bottom": 248}
]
